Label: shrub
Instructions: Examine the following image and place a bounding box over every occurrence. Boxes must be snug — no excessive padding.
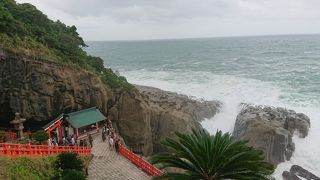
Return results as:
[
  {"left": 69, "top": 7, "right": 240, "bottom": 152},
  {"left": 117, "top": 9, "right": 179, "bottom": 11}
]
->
[
  {"left": 32, "top": 130, "right": 48, "bottom": 144},
  {"left": 7, "top": 156, "right": 61, "bottom": 180},
  {"left": 56, "top": 153, "right": 83, "bottom": 172},
  {"left": 62, "top": 169, "right": 85, "bottom": 180}
]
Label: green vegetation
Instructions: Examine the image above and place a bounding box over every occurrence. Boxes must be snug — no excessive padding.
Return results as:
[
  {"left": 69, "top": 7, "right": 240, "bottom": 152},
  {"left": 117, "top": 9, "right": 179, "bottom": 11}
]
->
[
  {"left": 0, "top": 156, "right": 61, "bottom": 180},
  {"left": 62, "top": 169, "right": 86, "bottom": 180},
  {"left": 0, "top": 0, "right": 132, "bottom": 90},
  {"left": 32, "top": 130, "right": 49, "bottom": 144},
  {"left": 56, "top": 153, "right": 83, "bottom": 172},
  {"left": 0, "top": 154, "right": 91, "bottom": 180},
  {"left": 56, "top": 153, "right": 85, "bottom": 179},
  {"left": 151, "top": 129, "right": 275, "bottom": 180}
]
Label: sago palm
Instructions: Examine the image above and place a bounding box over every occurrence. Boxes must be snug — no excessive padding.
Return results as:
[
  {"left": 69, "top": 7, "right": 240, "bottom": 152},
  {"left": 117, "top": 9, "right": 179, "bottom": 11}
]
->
[{"left": 150, "top": 128, "right": 274, "bottom": 180}]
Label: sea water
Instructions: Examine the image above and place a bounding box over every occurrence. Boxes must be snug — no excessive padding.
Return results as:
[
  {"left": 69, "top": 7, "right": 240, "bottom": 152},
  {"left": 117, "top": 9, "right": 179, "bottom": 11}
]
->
[{"left": 85, "top": 34, "right": 320, "bottom": 179}]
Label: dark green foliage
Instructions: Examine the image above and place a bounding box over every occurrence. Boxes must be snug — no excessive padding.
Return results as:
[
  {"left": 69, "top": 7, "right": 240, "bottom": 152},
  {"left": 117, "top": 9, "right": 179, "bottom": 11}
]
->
[
  {"left": 56, "top": 153, "right": 83, "bottom": 172},
  {"left": 0, "top": 131, "right": 3, "bottom": 139},
  {"left": 62, "top": 169, "right": 86, "bottom": 180},
  {"left": 0, "top": 0, "right": 133, "bottom": 90},
  {"left": 151, "top": 129, "right": 275, "bottom": 180},
  {"left": 33, "top": 130, "right": 48, "bottom": 143}
]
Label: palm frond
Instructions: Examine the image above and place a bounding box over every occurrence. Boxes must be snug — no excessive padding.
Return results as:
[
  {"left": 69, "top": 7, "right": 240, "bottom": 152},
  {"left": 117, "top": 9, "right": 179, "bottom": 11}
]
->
[{"left": 151, "top": 128, "right": 275, "bottom": 180}]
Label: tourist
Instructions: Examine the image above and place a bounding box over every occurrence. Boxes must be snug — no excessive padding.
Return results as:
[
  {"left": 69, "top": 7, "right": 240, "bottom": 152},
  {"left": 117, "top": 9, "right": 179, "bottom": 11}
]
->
[
  {"left": 88, "top": 134, "right": 93, "bottom": 147},
  {"left": 52, "top": 137, "right": 57, "bottom": 146},
  {"left": 108, "top": 134, "right": 114, "bottom": 149},
  {"left": 115, "top": 139, "right": 120, "bottom": 152},
  {"left": 47, "top": 138, "right": 52, "bottom": 146},
  {"left": 111, "top": 129, "right": 117, "bottom": 140},
  {"left": 83, "top": 139, "right": 88, "bottom": 146},
  {"left": 102, "top": 129, "right": 106, "bottom": 142},
  {"left": 71, "top": 135, "right": 75, "bottom": 146},
  {"left": 79, "top": 139, "right": 84, "bottom": 146},
  {"left": 107, "top": 116, "right": 112, "bottom": 129},
  {"left": 61, "top": 137, "right": 65, "bottom": 145},
  {"left": 106, "top": 127, "right": 110, "bottom": 137}
]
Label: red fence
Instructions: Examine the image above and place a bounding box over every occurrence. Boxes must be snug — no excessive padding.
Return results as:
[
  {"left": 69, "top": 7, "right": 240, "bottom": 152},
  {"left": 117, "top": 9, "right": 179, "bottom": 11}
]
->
[
  {"left": 119, "top": 145, "right": 163, "bottom": 177},
  {"left": 0, "top": 143, "right": 91, "bottom": 157},
  {"left": 1, "top": 132, "right": 16, "bottom": 142}
]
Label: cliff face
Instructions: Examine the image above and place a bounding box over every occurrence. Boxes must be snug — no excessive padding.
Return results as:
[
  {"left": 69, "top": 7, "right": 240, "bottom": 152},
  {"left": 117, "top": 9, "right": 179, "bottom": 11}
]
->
[
  {"left": 0, "top": 49, "right": 114, "bottom": 123},
  {"left": 0, "top": 49, "right": 220, "bottom": 155},
  {"left": 116, "top": 86, "right": 221, "bottom": 155}
]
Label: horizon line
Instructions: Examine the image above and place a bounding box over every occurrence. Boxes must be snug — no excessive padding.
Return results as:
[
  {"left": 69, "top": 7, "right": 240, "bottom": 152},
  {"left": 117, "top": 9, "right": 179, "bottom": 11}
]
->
[{"left": 85, "top": 33, "right": 320, "bottom": 42}]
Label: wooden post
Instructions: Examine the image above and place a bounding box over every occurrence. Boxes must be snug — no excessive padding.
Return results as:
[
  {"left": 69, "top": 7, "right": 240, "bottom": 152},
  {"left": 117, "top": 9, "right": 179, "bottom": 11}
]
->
[{"left": 47, "top": 128, "right": 51, "bottom": 139}]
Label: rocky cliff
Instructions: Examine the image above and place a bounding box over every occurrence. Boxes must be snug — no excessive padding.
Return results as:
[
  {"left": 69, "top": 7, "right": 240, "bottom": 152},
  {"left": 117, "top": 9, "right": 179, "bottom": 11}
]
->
[
  {"left": 0, "top": 49, "right": 114, "bottom": 124},
  {"left": 119, "top": 85, "right": 221, "bottom": 154},
  {"left": 0, "top": 49, "right": 220, "bottom": 155},
  {"left": 233, "top": 105, "right": 310, "bottom": 165}
]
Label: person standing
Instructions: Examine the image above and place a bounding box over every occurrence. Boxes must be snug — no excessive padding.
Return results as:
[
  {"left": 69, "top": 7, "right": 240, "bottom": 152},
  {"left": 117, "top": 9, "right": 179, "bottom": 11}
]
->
[
  {"left": 108, "top": 134, "right": 113, "bottom": 149},
  {"left": 47, "top": 138, "right": 52, "bottom": 146},
  {"left": 102, "top": 127, "right": 106, "bottom": 142},
  {"left": 88, "top": 134, "right": 93, "bottom": 147},
  {"left": 115, "top": 139, "right": 120, "bottom": 152},
  {"left": 107, "top": 116, "right": 112, "bottom": 129},
  {"left": 71, "top": 135, "right": 75, "bottom": 146}
]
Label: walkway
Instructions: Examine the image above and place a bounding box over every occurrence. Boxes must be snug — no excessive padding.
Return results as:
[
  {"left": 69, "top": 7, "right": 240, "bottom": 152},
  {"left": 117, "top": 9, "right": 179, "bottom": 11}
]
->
[{"left": 88, "top": 134, "right": 151, "bottom": 180}]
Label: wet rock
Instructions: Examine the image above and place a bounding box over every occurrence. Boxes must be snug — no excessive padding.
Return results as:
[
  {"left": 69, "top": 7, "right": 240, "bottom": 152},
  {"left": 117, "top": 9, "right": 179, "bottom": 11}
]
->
[
  {"left": 117, "top": 85, "right": 221, "bottom": 155},
  {"left": 233, "top": 105, "right": 310, "bottom": 165},
  {"left": 283, "top": 165, "right": 320, "bottom": 180}
]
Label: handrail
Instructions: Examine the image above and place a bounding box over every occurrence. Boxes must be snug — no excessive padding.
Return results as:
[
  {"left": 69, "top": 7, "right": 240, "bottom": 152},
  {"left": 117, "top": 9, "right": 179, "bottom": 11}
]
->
[
  {"left": 0, "top": 143, "right": 91, "bottom": 157},
  {"left": 118, "top": 145, "right": 163, "bottom": 177}
]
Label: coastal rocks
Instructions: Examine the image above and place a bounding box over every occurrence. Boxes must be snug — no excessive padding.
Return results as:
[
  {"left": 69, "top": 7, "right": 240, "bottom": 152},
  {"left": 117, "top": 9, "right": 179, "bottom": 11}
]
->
[
  {"left": 115, "top": 85, "right": 221, "bottom": 155},
  {"left": 233, "top": 105, "right": 310, "bottom": 165},
  {"left": 282, "top": 165, "right": 320, "bottom": 180},
  {"left": 135, "top": 85, "right": 221, "bottom": 122}
]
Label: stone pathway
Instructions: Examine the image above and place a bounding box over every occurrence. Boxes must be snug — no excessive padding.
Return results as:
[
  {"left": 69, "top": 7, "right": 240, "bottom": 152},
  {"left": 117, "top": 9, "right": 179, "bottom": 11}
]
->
[{"left": 88, "top": 134, "right": 151, "bottom": 180}]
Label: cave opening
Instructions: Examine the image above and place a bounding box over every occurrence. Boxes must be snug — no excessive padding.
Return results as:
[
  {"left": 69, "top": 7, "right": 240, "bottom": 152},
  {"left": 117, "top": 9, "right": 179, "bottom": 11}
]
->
[{"left": 0, "top": 101, "right": 15, "bottom": 130}]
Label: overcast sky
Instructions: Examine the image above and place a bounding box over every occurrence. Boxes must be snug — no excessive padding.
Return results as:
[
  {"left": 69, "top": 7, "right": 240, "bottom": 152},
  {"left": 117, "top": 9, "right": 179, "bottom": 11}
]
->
[{"left": 16, "top": 0, "right": 320, "bottom": 41}]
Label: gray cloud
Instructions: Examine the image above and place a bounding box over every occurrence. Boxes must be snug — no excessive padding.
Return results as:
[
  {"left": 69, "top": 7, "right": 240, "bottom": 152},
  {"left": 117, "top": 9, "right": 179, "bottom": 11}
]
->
[{"left": 16, "top": 0, "right": 320, "bottom": 40}]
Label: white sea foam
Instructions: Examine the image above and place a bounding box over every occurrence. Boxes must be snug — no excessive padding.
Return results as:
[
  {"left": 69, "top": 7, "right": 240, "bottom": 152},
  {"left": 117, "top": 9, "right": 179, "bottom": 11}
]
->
[{"left": 121, "top": 69, "right": 320, "bottom": 179}]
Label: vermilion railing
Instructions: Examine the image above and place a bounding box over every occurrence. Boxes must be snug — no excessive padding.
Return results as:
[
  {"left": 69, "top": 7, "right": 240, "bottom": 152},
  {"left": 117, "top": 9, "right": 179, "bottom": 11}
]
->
[
  {"left": 0, "top": 143, "right": 91, "bottom": 157},
  {"left": 119, "top": 145, "right": 163, "bottom": 177},
  {"left": 1, "top": 132, "right": 16, "bottom": 141}
]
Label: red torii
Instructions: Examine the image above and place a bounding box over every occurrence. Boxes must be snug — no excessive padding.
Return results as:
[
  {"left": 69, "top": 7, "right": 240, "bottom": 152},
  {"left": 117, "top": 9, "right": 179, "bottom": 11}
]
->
[{"left": 44, "top": 115, "right": 64, "bottom": 142}]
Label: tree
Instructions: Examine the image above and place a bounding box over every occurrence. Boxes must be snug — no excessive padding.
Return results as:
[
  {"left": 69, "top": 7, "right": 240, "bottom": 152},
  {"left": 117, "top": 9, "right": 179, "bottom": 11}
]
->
[
  {"left": 32, "top": 130, "right": 48, "bottom": 144},
  {"left": 62, "top": 169, "right": 85, "bottom": 180},
  {"left": 56, "top": 153, "right": 83, "bottom": 172},
  {"left": 150, "top": 129, "right": 274, "bottom": 180},
  {"left": 56, "top": 153, "right": 85, "bottom": 179},
  {"left": 0, "top": 0, "right": 133, "bottom": 90}
]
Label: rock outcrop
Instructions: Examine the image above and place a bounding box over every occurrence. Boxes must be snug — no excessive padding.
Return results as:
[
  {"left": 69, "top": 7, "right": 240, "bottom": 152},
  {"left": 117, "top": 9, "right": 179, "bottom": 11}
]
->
[
  {"left": 0, "top": 49, "right": 221, "bottom": 155},
  {"left": 233, "top": 105, "right": 310, "bottom": 165},
  {"left": 283, "top": 165, "right": 320, "bottom": 180},
  {"left": 122, "top": 85, "right": 221, "bottom": 154},
  {"left": 0, "top": 49, "right": 114, "bottom": 123}
]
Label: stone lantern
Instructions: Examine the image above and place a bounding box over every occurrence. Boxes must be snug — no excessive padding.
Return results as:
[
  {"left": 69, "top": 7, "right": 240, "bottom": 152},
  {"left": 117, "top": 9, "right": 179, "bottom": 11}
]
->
[{"left": 10, "top": 113, "right": 26, "bottom": 139}]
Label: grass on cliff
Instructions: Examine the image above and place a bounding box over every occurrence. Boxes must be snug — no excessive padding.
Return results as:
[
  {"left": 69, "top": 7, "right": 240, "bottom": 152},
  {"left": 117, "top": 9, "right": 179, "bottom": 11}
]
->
[
  {"left": 0, "top": 154, "right": 92, "bottom": 180},
  {"left": 0, "top": 0, "right": 133, "bottom": 90}
]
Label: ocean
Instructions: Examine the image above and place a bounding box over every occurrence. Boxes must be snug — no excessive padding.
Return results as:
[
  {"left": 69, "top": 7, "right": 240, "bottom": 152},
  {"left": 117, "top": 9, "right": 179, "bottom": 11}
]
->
[{"left": 85, "top": 34, "right": 320, "bottom": 179}]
